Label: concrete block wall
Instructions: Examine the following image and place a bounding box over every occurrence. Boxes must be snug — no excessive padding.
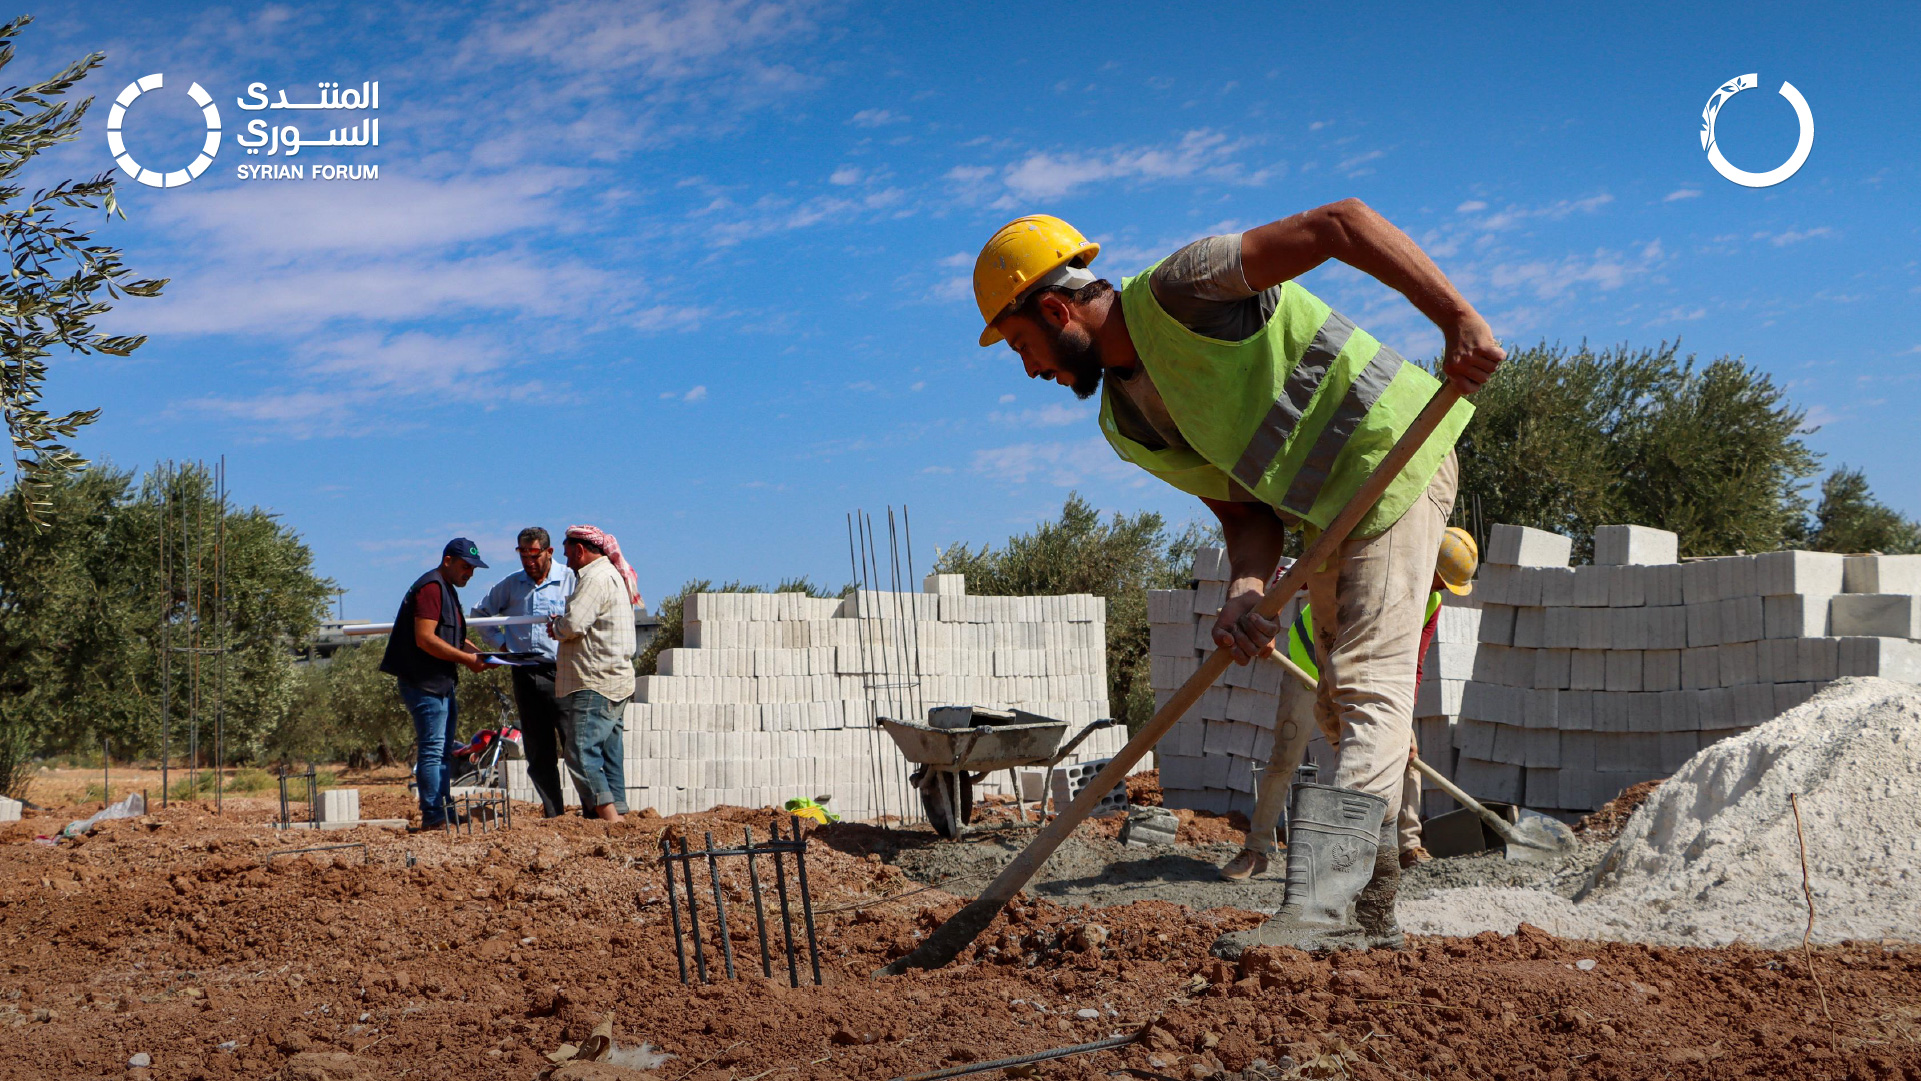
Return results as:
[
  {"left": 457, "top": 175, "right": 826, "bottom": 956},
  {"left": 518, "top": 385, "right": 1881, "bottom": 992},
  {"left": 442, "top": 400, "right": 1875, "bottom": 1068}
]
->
[
  {"left": 1145, "top": 530, "right": 1921, "bottom": 826},
  {"left": 505, "top": 575, "right": 1125, "bottom": 820}
]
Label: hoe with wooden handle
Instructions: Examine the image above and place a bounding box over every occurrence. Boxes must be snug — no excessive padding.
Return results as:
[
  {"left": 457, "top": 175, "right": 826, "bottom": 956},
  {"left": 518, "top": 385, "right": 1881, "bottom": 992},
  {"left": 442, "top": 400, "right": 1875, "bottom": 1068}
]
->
[{"left": 876, "top": 383, "right": 1465, "bottom": 976}]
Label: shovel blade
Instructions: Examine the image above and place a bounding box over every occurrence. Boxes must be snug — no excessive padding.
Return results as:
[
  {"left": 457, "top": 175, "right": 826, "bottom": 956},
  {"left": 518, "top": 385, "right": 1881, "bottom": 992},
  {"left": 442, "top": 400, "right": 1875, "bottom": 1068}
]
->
[{"left": 1501, "top": 809, "right": 1577, "bottom": 862}]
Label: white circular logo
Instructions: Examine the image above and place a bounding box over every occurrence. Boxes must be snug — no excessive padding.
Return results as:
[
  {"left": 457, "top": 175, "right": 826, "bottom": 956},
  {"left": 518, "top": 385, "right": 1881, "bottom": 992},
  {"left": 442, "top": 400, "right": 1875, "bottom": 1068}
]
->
[
  {"left": 105, "top": 73, "right": 221, "bottom": 188},
  {"left": 1700, "top": 73, "right": 1813, "bottom": 188}
]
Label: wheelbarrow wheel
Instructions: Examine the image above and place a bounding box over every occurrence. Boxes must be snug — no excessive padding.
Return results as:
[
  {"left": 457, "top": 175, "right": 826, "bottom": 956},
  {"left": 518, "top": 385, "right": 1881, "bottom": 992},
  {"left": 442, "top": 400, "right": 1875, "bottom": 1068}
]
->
[{"left": 917, "top": 769, "right": 974, "bottom": 839}]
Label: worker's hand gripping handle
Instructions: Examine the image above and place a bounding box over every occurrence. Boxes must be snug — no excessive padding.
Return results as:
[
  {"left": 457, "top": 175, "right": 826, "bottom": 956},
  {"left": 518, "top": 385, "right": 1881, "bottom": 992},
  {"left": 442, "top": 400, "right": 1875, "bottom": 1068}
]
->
[{"left": 877, "top": 384, "right": 1465, "bottom": 976}]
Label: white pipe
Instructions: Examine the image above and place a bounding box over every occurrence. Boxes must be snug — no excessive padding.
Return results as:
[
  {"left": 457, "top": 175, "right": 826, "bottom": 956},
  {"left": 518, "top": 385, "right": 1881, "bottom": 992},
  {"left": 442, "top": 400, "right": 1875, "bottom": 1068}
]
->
[{"left": 337, "top": 614, "right": 545, "bottom": 637}]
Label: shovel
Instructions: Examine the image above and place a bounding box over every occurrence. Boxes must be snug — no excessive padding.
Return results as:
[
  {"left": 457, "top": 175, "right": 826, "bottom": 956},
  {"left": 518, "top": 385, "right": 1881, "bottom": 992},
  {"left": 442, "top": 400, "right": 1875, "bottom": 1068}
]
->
[
  {"left": 1262, "top": 650, "right": 1574, "bottom": 862},
  {"left": 876, "top": 383, "right": 1466, "bottom": 976}
]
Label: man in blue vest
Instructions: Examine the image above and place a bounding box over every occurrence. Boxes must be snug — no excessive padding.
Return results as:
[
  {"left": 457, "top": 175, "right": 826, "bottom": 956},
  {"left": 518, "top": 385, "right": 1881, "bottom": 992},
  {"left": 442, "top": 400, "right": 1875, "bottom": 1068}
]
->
[
  {"left": 971, "top": 204, "right": 1504, "bottom": 952},
  {"left": 380, "top": 538, "right": 492, "bottom": 830}
]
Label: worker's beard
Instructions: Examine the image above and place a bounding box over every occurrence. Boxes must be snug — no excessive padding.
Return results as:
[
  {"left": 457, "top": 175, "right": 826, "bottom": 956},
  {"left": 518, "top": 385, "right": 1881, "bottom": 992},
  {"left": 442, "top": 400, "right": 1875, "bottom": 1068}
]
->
[{"left": 1050, "top": 322, "right": 1104, "bottom": 400}]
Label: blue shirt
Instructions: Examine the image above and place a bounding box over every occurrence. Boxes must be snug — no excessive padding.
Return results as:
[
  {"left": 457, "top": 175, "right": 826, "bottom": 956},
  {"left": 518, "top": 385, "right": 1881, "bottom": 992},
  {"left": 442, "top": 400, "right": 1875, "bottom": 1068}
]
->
[{"left": 470, "top": 565, "right": 577, "bottom": 661}]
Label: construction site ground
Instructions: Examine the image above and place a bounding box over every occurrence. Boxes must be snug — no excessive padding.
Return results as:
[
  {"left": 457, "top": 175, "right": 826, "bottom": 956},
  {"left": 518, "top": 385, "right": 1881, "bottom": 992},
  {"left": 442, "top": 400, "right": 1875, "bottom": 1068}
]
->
[{"left": 5, "top": 767, "right": 1920, "bottom": 1081}]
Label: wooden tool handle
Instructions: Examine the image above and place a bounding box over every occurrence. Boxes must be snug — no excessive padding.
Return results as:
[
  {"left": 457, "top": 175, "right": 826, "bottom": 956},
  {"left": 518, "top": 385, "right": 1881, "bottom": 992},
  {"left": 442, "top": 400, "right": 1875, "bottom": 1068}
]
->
[{"left": 877, "top": 383, "right": 1464, "bottom": 975}]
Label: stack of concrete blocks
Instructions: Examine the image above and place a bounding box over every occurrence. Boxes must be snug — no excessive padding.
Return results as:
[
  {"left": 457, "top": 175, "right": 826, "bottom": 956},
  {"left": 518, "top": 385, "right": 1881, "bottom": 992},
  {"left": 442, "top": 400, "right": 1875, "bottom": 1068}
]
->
[
  {"left": 507, "top": 573, "right": 1126, "bottom": 820},
  {"left": 1148, "top": 546, "right": 1302, "bottom": 816},
  {"left": 1413, "top": 591, "right": 1483, "bottom": 818},
  {"left": 1458, "top": 525, "right": 1921, "bottom": 816}
]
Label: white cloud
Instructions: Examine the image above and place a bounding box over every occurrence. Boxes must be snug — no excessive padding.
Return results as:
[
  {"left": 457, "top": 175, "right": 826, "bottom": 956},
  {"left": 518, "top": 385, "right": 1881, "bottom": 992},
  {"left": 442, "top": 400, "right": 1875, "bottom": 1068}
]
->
[
  {"left": 1455, "top": 200, "right": 1487, "bottom": 213},
  {"left": 829, "top": 165, "right": 862, "bottom": 185},
  {"left": 972, "top": 438, "right": 1136, "bottom": 486},
  {"left": 683, "top": 385, "right": 708, "bottom": 402},
  {"left": 936, "top": 252, "right": 973, "bottom": 268},
  {"left": 989, "top": 403, "right": 1094, "bottom": 428},
  {"left": 1754, "top": 227, "right": 1834, "bottom": 247},
  {"left": 1664, "top": 188, "right": 1702, "bottom": 202},
  {"left": 1470, "top": 193, "right": 1614, "bottom": 231},
  {"left": 1338, "top": 149, "right": 1386, "bottom": 176},
  {"left": 998, "top": 394, "right": 1016, "bottom": 403},
  {"left": 849, "top": 108, "right": 907, "bottom": 127},
  {"left": 954, "top": 129, "right": 1268, "bottom": 207}
]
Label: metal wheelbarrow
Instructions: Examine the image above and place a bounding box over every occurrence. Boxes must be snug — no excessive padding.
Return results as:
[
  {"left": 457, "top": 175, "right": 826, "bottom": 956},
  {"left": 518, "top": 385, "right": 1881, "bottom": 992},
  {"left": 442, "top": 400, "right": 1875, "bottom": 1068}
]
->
[{"left": 880, "top": 707, "right": 1116, "bottom": 838}]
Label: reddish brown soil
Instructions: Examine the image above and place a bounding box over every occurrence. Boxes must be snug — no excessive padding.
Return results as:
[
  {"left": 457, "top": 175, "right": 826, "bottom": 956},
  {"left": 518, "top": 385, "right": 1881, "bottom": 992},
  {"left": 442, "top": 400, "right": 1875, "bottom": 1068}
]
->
[
  {"left": 1574, "top": 779, "right": 1665, "bottom": 842},
  {"left": 4, "top": 783, "right": 1919, "bottom": 1081}
]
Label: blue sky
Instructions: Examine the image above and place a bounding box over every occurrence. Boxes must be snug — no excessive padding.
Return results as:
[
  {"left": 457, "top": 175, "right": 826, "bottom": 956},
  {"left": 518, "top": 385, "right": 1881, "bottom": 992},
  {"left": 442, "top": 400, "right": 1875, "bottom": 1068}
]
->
[{"left": 19, "top": 2, "right": 1920, "bottom": 617}]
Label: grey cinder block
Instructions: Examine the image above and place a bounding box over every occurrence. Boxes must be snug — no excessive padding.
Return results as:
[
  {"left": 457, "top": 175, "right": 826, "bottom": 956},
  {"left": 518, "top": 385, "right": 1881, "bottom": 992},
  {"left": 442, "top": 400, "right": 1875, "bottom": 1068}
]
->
[
  {"left": 1455, "top": 757, "right": 1524, "bottom": 804},
  {"left": 1645, "top": 564, "right": 1686, "bottom": 608},
  {"left": 1681, "top": 560, "right": 1722, "bottom": 605},
  {"left": 1829, "top": 594, "right": 1921, "bottom": 639},
  {"left": 1534, "top": 647, "right": 1573, "bottom": 690},
  {"left": 1608, "top": 564, "right": 1648, "bottom": 608},
  {"left": 1837, "top": 636, "right": 1921, "bottom": 681},
  {"left": 1718, "top": 596, "right": 1765, "bottom": 644},
  {"left": 1755, "top": 551, "right": 1845, "bottom": 597},
  {"left": 1731, "top": 683, "right": 1775, "bottom": 726},
  {"left": 1191, "top": 547, "right": 1228, "bottom": 582},
  {"left": 1715, "top": 556, "right": 1759, "bottom": 600},
  {"left": 1525, "top": 767, "right": 1561, "bottom": 807},
  {"left": 1842, "top": 554, "right": 1921, "bottom": 595},
  {"left": 1643, "top": 648, "right": 1681, "bottom": 692},
  {"left": 1604, "top": 650, "right": 1644, "bottom": 692},
  {"left": 1512, "top": 605, "right": 1547, "bottom": 648},
  {"left": 1764, "top": 593, "right": 1832, "bottom": 639},
  {"left": 1686, "top": 603, "right": 1722, "bottom": 648},
  {"left": 1647, "top": 606, "right": 1689, "bottom": 650},
  {"left": 1659, "top": 730, "right": 1700, "bottom": 773},
  {"left": 1544, "top": 607, "right": 1580, "bottom": 650},
  {"left": 1561, "top": 730, "right": 1597, "bottom": 771},
  {"left": 1559, "top": 690, "right": 1594, "bottom": 731},
  {"left": 1486, "top": 524, "right": 1573, "bottom": 568},
  {"left": 1478, "top": 604, "right": 1517, "bottom": 646},
  {"left": 1569, "top": 649, "right": 1607, "bottom": 691},
  {"left": 1774, "top": 681, "right": 1817, "bottom": 715},
  {"left": 1594, "top": 525, "right": 1679, "bottom": 566},
  {"left": 1624, "top": 691, "right": 1661, "bottom": 732},
  {"left": 1538, "top": 567, "right": 1576, "bottom": 608},
  {"left": 1572, "top": 565, "right": 1612, "bottom": 608},
  {"left": 1795, "top": 637, "right": 1839, "bottom": 682}
]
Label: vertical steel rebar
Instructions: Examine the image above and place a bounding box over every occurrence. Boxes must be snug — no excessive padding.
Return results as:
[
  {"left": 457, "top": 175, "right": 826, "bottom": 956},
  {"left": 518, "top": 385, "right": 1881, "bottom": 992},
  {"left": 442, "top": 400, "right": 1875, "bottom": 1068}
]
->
[
  {"left": 902, "top": 504, "right": 926, "bottom": 724},
  {"left": 703, "top": 831, "right": 737, "bottom": 979},
  {"left": 214, "top": 457, "right": 227, "bottom": 815},
  {"left": 770, "top": 825, "right": 800, "bottom": 987},
  {"left": 101, "top": 738, "right": 109, "bottom": 806},
  {"left": 789, "top": 816, "right": 824, "bottom": 986},
  {"left": 848, "top": 514, "right": 888, "bottom": 826},
  {"left": 159, "top": 464, "right": 170, "bottom": 809},
  {"left": 662, "top": 836, "right": 688, "bottom": 983},
  {"left": 743, "top": 827, "right": 773, "bottom": 978},
  {"left": 866, "top": 512, "right": 912, "bottom": 820},
  {"left": 677, "top": 837, "right": 708, "bottom": 982}
]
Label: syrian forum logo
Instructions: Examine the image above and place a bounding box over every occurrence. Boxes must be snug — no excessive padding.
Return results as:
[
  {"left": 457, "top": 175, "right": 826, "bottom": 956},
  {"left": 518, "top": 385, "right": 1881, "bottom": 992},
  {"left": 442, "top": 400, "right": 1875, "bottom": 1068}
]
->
[
  {"left": 1700, "top": 74, "right": 1814, "bottom": 188},
  {"left": 106, "top": 73, "right": 381, "bottom": 188}
]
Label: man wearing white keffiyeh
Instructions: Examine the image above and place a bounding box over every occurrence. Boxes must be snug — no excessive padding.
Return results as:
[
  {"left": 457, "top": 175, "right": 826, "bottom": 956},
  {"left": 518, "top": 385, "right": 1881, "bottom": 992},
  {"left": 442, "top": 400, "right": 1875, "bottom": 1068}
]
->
[{"left": 550, "top": 524, "right": 641, "bottom": 820}]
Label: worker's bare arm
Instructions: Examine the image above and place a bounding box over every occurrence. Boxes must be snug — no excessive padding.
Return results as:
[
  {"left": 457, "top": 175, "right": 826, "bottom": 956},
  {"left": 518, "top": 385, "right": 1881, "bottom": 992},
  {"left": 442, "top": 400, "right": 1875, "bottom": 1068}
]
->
[
  {"left": 1203, "top": 498, "right": 1288, "bottom": 664},
  {"left": 414, "top": 616, "right": 487, "bottom": 673},
  {"left": 1239, "top": 199, "right": 1505, "bottom": 393}
]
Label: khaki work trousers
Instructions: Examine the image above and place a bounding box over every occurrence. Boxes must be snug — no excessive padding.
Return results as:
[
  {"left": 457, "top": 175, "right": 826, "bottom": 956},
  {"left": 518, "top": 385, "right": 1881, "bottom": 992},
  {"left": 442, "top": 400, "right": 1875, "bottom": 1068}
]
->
[{"left": 1242, "top": 450, "right": 1457, "bottom": 855}]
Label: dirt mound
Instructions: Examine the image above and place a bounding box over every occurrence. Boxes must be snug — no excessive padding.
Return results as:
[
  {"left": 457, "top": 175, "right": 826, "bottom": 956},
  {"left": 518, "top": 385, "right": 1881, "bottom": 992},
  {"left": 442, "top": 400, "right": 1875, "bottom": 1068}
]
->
[{"left": 1573, "top": 778, "right": 1664, "bottom": 842}]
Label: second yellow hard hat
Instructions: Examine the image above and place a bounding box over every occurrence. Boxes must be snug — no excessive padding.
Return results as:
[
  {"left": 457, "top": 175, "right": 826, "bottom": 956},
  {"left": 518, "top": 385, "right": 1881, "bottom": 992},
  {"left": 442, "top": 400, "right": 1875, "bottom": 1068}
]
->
[{"left": 972, "top": 214, "right": 1099, "bottom": 347}]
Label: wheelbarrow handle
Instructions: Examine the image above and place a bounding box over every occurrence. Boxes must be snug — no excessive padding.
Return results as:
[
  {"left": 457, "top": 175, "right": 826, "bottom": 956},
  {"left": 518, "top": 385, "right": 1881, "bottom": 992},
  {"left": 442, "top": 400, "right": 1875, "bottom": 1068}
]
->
[{"left": 1044, "top": 718, "right": 1117, "bottom": 769}]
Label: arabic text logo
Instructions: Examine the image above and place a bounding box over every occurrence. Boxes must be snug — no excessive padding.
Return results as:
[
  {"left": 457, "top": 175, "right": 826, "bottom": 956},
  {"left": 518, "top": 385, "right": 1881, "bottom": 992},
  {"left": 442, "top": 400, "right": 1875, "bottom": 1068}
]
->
[
  {"left": 1700, "top": 74, "right": 1813, "bottom": 188},
  {"left": 106, "top": 73, "right": 221, "bottom": 188}
]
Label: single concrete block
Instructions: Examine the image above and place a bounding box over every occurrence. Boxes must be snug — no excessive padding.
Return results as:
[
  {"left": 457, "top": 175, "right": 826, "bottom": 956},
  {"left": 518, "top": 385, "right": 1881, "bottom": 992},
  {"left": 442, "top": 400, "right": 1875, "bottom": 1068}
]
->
[
  {"left": 0, "top": 795, "right": 20, "bottom": 822},
  {"left": 1593, "top": 692, "right": 1631, "bottom": 733},
  {"left": 1795, "top": 637, "right": 1840, "bottom": 682},
  {"left": 1455, "top": 718, "right": 1499, "bottom": 759},
  {"left": 1608, "top": 564, "right": 1648, "bottom": 608},
  {"left": 1514, "top": 567, "right": 1549, "bottom": 608},
  {"left": 1755, "top": 551, "right": 1845, "bottom": 597},
  {"left": 1458, "top": 681, "right": 1501, "bottom": 723},
  {"left": 1686, "top": 602, "right": 1721, "bottom": 648},
  {"left": 1561, "top": 730, "right": 1597, "bottom": 771},
  {"left": 1718, "top": 641, "right": 1759, "bottom": 687},
  {"left": 1716, "top": 556, "right": 1759, "bottom": 600},
  {"left": 1490, "top": 720, "right": 1525, "bottom": 765},
  {"left": 1622, "top": 691, "right": 1661, "bottom": 732},
  {"left": 1572, "top": 565, "right": 1613, "bottom": 608},
  {"left": 1656, "top": 689, "right": 1692, "bottom": 731},
  {"left": 1147, "top": 589, "right": 1194, "bottom": 624},
  {"left": 1578, "top": 608, "right": 1613, "bottom": 651},
  {"left": 1837, "top": 637, "right": 1921, "bottom": 681},
  {"left": 1454, "top": 757, "right": 1524, "bottom": 804},
  {"left": 1559, "top": 690, "right": 1594, "bottom": 731},
  {"left": 1525, "top": 767, "right": 1561, "bottom": 807},
  {"left": 1830, "top": 594, "right": 1921, "bottom": 639},
  {"left": 1471, "top": 644, "right": 1510, "bottom": 685},
  {"left": 317, "top": 788, "right": 360, "bottom": 824},
  {"left": 1643, "top": 648, "right": 1681, "bottom": 692},
  {"left": 1191, "top": 547, "right": 1228, "bottom": 582},
  {"left": 1608, "top": 607, "right": 1649, "bottom": 651},
  {"left": 1764, "top": 593, "right": 1833, "bottom": 639},
  {"left": 1426, "top": 641, "right": 1478, "bottom": 681},
  {"left": 1719, "top": 596, "right": 1765, "bottom": 644},
  {"left": 1604, "top": 650, "right": 1644, "bottom": 692},
  {"left": 1647, "top": 606, "right": 1689, "bottom": 650},
  {"left": 1534, "top": 647, "right": 1573, "bottom": 690},
  {"left": 1732, "top": 683, "right": 1776, "bottom": 726},
  {"left": 1648, "top": 563, "right": 1687, "bottom": 608},
  {"left": 1681, "top": 560, "right": 1722, "bottom": 605},
  {"left": 1512, "top": 605, "right": 1547, "bottom": 648},
  {"left": 1415, "top": 677, "right": 1467, "bottom": 716},
  {"left": 1681, "top": 647, "right": 1718, "bottom": 690},
  {"left": 1758, "top": 639, "right": 1796, "bottom": 682},
  {"left": 1520, "top": 688, "right": 1559, "bottom": 729},
  {"left": 1191, "top": 580, "right": 1227, "bottom": 616},
  {"left": 1487, "top": 525, "right": 1573, "bottom": 568},
  {"left": 1478, "top": 604, "right": 1517, "bottom": 646},
  {"left": 1544, "top": 607, "right": 1580, "bottom": 650},
  {"left": 1538, "top": 567, "right": 1576, "bottom": 608},
  {"left": 1842, "top": 554, "right": 1921, "bottom": 595},
  {"left": 1569, "top": 649, "right": 1607, "bottom": 691},
  {"left": 1594, "top": 525, "right": 1679, "bottom": 566},
  {"left": 1523, "top": 727, "right": 1561, "bottom": 768},
  {"left": 1696, "top": 687, "right": 1736, "bottom": 730}
]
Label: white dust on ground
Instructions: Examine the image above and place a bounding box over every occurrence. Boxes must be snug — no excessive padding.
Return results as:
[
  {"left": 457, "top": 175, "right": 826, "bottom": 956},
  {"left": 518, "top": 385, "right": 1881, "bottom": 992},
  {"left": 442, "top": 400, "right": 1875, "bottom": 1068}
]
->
[{"left": 1403, "top": 677, "right": 1921, "bottom": 947}]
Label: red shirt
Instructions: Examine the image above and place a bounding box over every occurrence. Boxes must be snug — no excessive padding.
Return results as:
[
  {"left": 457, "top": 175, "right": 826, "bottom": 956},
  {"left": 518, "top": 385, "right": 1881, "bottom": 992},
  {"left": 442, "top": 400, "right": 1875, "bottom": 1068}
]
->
[{"left": 415, "top": 581, "right": 443, "bottom": 621}]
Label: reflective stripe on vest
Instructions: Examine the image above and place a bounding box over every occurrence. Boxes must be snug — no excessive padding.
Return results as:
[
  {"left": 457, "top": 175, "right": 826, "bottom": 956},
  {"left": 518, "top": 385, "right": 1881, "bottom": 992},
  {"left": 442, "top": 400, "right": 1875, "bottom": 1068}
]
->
[{"left": 1104, "top": 263, "right": 1473, "bottom": 537}]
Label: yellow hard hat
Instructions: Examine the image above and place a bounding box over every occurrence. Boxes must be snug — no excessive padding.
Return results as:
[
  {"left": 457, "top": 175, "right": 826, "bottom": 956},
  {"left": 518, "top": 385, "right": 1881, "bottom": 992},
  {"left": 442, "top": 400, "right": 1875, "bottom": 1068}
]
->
[
  {"left": 972, "top": 214, "right": 1100, "bottom": 347},
  {"left": 1437, "top": 526, "right": 1479, "bottom": 595}
]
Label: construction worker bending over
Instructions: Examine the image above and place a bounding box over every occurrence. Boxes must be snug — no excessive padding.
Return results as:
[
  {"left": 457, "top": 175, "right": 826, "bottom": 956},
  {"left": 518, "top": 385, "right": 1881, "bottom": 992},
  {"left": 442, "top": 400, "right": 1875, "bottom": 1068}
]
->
[
  {"left": 971, "top": 205, "right": 1503, "bottom": 953},
  {"left": 1221, "top": 527, "right": 1479, "bottom": 881}
]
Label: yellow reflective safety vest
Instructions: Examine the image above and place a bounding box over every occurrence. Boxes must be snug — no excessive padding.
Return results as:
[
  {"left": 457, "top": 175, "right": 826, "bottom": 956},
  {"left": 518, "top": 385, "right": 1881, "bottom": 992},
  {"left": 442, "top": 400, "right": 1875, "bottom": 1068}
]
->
[
  {"left": 1286, "top": 592, "right": 1443, "bottom": 683},
  {"left": 1101, "top": 265, "right": 1473, "bottom": 538}
]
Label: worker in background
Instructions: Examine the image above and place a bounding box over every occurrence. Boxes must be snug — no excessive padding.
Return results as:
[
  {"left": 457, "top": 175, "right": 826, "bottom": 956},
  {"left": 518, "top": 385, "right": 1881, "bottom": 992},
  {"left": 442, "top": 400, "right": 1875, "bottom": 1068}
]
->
[
  {"left": 548, "top": 525, "right": 641, "bottom": 822},
  {"left": 1221, "top": 526, "right": 1479, "bottom": 881},
  {"left": 379, "top": 538, "right": 491, "bottom": 831},
  {"left": 471, "top": 526, "right": 577, "bottom": 818},
  {"left": 972, "top": 204, "right": 1503, "bottom": 953}
]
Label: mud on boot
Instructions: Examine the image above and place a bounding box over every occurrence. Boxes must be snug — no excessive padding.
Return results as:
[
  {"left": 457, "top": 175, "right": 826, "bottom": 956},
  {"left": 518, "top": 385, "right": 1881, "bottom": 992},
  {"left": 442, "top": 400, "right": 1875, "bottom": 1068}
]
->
[{"left": 1353, "top": 834, "right": 1406, "bottom": 951}]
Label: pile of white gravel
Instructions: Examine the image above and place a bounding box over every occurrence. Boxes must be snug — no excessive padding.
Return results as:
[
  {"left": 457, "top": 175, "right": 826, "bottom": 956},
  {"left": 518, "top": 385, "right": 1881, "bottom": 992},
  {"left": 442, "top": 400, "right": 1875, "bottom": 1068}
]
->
[{"left": 1403, "top": 677, "right": 1921, "bottom": 947}]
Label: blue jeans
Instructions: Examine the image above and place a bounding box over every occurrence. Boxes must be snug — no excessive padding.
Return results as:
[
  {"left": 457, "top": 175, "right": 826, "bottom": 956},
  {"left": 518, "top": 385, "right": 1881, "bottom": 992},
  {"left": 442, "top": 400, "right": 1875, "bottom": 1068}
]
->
[
  {"left": 559, "top": 689, "right": 628, "bottom": 814},
  {"left": 398, "top": 681, "right": 458, "bottom": 825}
]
